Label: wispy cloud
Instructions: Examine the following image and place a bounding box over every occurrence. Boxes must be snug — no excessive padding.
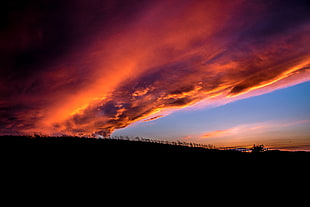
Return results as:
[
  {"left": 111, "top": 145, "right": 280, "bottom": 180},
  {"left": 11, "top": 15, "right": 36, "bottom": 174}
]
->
[
  {"left": 142, "top": 115, "right": 163, "bottom": 122},
  {"left": 199, "top": 120, "right": 310, "bottom": 140},
  {"left": 200, "top": 124, "right": 264, "bottom": 139},
  {"left": 202, "top": 129, "right": 234, "bottom": 139}
]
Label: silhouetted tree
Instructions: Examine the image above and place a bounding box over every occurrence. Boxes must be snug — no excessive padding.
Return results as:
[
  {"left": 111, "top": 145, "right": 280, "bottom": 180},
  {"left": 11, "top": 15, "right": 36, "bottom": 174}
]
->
[{"left": 251, "top": 144, "right": 265, "bottom": 153}]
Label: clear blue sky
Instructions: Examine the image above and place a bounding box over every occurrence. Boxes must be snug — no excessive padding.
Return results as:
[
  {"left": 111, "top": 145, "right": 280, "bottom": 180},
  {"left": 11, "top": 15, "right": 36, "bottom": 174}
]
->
[{"left": 113, "top": 81, "right": 310, "bottom": 150}]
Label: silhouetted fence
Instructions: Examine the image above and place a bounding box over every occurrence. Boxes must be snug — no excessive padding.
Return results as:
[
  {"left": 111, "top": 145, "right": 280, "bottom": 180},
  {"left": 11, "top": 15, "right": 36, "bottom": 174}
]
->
[
  {"left": 100, "top": 136, "right": 217, "bottom": 150},
  {"left": 4, "top": 132, "right": 268, "bottom": 152}
]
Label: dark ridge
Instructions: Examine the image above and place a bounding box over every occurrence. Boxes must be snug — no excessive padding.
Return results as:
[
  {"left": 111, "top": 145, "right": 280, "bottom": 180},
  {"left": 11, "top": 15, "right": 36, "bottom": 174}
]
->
[{"left": 1, "top": 135, "right": 309, "bottom": 161}]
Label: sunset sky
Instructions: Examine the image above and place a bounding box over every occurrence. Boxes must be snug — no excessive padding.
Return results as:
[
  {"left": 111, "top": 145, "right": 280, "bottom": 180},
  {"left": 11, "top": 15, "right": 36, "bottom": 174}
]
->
[
  {"left": 114, "top": 81, "right": 310, "bottom": 150},
  {"left": 1, "top": 0, "right": 309, "bottom": 150}
]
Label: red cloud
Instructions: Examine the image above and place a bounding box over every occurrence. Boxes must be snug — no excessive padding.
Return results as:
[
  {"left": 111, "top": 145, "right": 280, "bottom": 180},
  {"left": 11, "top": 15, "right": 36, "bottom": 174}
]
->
[{"left": 1, "top": 0, "right": 310, "bottom": 136}]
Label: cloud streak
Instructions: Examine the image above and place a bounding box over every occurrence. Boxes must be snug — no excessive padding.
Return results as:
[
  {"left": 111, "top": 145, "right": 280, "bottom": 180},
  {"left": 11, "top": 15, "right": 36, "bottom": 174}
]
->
[
  {"left": 196, "top": 120, "right": 310, "bottom": 149},
  {"left": 1, "top": 0, "right": 310, "bottom": 136},
  {"left": 199, "top": 121, "right": 295, "bottom": 140}
]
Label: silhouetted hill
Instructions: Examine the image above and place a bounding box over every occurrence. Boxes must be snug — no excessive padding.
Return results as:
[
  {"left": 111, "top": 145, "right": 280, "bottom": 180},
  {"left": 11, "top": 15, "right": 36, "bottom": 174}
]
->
[
  {"left": 1, "top": 136, "right": 309, "bottom": 162},
  {"left": 2, "top": 135, "right": 310, "bottom": 183}
]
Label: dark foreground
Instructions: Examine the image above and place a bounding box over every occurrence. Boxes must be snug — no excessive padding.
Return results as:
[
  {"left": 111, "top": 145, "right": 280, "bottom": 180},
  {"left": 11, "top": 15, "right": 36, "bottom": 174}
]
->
[
  {"left": 3, "top": 136, "right": 308, "bottom": 195},
  {"left": 1, "top": 136, "right": 309, "bottom": 161},
  {"left": 2, "top": 135, "right": 310, "bottom": 184}
]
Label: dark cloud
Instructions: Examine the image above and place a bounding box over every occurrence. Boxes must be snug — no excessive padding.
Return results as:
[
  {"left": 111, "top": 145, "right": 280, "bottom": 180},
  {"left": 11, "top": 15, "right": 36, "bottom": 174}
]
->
[{"left": 1, "top": 0, "right": 310, "bottom": 136}]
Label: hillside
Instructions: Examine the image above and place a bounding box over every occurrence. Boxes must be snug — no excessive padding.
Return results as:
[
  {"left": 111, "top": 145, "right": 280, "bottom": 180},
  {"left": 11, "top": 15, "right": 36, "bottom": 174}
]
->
[{"left": 1, "top": 136, "right": 309, "bottom": 162}]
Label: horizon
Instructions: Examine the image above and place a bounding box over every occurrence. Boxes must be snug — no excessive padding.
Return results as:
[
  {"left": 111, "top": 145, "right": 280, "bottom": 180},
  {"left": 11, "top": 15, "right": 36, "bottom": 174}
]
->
[
  {"left": 113, "top": 81, "right": 310, "bottom": 151},
  {"left": 0, "top": 134, "right": 309, "bottom": 152}
]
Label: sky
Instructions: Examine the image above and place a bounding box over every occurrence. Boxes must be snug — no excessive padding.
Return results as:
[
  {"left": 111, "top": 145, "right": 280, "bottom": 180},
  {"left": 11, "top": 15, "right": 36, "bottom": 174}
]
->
[
  {"left": 113, "top": 81, "right": 310, "bottom": 151},
  {"left": 0, "top": 0, "right": 310, "bottom": 150}
]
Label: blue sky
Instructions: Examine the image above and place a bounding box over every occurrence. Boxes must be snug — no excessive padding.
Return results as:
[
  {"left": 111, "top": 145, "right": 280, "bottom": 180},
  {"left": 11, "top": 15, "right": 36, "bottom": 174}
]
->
[{"left": 113, "top": 81, "right": 310, "bottom": 150}]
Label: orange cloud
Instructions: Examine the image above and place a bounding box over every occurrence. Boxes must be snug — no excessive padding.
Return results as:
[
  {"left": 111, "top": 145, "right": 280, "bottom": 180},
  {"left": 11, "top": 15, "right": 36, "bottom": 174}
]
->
[
  {"left": 1, "top": 0, "right": 310, "bottom": 136},
  {"left": 200, "top": 123, "right": 268, "bottom": 140},
  {"left": 202, "top": 129, "right": 232, "bottom": 138},
  {"left": 199, "top": 120, "right": 310, "bottom": 141}
]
